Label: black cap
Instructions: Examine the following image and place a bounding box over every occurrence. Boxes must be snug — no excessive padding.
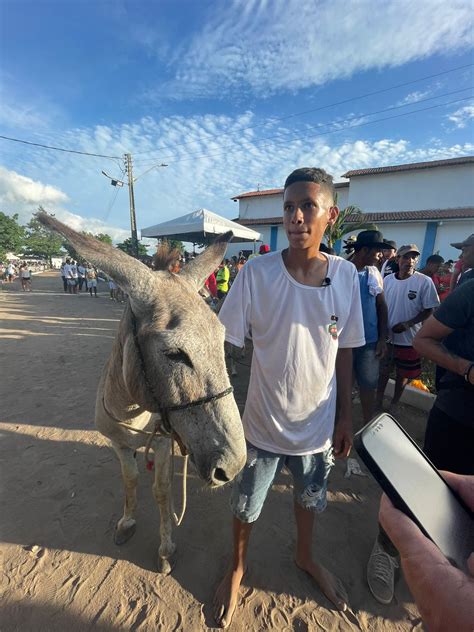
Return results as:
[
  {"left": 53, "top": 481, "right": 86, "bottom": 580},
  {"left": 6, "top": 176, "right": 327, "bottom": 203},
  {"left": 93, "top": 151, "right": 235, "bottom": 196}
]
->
[{"left": 352, "top": 230, "right": 392, "bottom": 251}]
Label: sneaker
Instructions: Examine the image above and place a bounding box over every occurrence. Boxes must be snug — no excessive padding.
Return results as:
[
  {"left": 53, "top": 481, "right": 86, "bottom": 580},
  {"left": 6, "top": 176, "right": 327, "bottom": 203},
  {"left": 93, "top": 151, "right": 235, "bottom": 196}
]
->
[{"left": 367, "top": 539, "right": 399, "bottom": 604}]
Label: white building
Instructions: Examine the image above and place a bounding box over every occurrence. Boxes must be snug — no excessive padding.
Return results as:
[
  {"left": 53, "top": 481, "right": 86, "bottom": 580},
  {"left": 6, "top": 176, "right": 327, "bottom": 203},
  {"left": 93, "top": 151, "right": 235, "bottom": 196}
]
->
[{"left": 230, "top": 156, "right": 474, "bottom": 264}]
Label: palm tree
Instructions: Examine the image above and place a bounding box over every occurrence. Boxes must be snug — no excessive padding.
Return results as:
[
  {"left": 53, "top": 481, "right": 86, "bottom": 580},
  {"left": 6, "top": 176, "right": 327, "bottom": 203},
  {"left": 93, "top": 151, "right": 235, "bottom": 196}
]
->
[{"left": 324, "top": 203, "right": 377, "bottom": 250}]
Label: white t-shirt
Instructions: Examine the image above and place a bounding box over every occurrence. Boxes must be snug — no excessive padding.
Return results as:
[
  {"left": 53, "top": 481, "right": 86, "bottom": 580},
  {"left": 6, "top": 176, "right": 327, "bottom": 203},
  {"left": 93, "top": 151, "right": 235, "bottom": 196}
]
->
[
  {"left": 219, "top": 251, "right": 365, "bottom": 456},
  {"left": 384, "top": 271, "right": 440, "bottom": 346}
]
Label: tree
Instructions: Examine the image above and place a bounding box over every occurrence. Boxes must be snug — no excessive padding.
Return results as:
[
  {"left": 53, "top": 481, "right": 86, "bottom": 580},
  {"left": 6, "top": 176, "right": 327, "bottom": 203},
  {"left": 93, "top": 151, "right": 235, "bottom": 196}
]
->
[
  {"left": 324, "top": 205, "right": 377, "bottom": 250},
  {"left": 116, "top": 237, "right": 148, "bottom": 257},
  {"left": 160, "top": 238, "right": 184, "bottom": 253},
  {"left": 0, "top": 212, "right": 25, "bottom": 262},
  {"left": 94, "top": 233, "right": 113, "bottom": 245},
  {"left": 24, "top": 209, "right": 64, "bottom": 265}
]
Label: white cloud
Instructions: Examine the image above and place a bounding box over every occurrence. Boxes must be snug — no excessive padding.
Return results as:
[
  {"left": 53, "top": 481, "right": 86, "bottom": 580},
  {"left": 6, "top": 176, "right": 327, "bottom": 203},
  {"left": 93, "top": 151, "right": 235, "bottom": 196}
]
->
[
  {"left": 396, "top": 90, "right": 431, "bottom": 106},
  {"left": 51, "top": 209, "right": 131, "bottom": 243},
  {"left": 448, "top": 104, "right": 474, "bottom": 128},
  {"left": 0, "top": 166, "right": 130, "bottom": 243},
  {"left": 0, "top": 167, "right": 69, "bottom": 206},
  {"left": 152, "top": 0, "right": 473, "bottom": 99},
  {"left": 1, "top": 111, "right": 473, "bottom": 246}
]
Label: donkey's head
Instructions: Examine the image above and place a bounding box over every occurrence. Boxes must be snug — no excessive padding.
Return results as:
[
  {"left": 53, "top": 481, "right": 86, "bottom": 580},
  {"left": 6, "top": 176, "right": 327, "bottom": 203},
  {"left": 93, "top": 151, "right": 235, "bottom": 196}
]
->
[{"left": 37, "top": 212, "right": 246, "bottom": 486}]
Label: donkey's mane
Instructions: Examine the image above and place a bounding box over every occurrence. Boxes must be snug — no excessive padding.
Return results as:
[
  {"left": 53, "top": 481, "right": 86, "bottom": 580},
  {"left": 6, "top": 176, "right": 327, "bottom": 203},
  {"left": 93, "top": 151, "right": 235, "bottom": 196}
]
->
[{"left": 153, "top": 241, "right": 181, "bottom": 272}]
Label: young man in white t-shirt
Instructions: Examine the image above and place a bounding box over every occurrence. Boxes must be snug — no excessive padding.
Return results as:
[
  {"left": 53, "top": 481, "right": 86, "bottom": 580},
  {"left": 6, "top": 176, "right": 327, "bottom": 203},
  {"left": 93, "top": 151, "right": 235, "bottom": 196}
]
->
[{"left": 214, "top": 168, "right": 365, "bottom": 627}]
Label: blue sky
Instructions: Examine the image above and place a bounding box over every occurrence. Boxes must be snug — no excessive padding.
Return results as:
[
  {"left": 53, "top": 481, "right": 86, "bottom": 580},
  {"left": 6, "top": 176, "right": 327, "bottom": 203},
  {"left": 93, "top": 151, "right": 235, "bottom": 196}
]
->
[{"left": 0, "top": 0, "right": 473, "bottom": 244}]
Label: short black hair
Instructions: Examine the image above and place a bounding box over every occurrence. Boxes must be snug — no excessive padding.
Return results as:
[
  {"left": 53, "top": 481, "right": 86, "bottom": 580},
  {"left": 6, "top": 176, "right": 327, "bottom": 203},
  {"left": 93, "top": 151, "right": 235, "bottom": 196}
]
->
[
  {"left": 284, "top": 167, "right": 335, "bottom": 205},
  {"left": 426, "top": 254, "right": 444, "bottom": 265}
]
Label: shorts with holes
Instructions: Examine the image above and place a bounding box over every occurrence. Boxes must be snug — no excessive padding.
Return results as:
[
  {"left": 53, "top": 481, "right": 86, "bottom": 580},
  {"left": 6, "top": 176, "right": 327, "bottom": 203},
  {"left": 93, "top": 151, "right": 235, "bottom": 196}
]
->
[{"left": 230, "top": 441, "right": 334, "bottom": 523}]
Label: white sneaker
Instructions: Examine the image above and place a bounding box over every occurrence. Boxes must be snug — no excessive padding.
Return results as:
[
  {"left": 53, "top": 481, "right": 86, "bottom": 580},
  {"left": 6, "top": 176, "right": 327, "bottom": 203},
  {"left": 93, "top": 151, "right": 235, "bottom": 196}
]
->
[{"left": 367, "top": 539, "right": 399, "bottom": 604}]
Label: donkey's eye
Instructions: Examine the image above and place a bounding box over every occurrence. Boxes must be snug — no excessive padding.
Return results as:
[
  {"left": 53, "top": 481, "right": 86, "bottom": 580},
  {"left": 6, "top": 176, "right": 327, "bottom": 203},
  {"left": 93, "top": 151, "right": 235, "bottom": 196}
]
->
[{"left": 164, "top": 349, "right": 193, "bottom": 369}]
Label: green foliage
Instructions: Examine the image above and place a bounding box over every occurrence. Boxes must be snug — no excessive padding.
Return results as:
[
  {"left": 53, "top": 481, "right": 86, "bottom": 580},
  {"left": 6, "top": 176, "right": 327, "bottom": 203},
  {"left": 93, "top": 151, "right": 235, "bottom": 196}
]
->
[
  {"left": 0, "top": 212, "right": 26, "bottom": 262},
  {"left": 94, "top": 233, "right": 113, "bottom": 245},
  {"left": 24, "top": 209, "right": 64, "bottom": 264},
  {"left": 324, "top": 205, "right": 377, "bottom": 249},
  {"left": 116, "top": 237, "right": 148, "bottom": 257},
  {"left": 163, "top": 238, "right": 184, "bottom": 253}
]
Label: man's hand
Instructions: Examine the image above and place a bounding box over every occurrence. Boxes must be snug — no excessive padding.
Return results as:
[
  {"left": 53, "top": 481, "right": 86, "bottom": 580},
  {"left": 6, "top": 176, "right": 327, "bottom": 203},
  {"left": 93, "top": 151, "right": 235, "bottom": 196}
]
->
[
  {"left": 375, "top": 338, "right": 387, "bottom": 359},
  {"left": 332, "top": 416, "right": 352, "bottom": 459},
  {"left": 379, "top": 472, "right": 474, "bottom": 631},
  {"left": 392, "top": 321, "right": 410, "bottom": 333}
]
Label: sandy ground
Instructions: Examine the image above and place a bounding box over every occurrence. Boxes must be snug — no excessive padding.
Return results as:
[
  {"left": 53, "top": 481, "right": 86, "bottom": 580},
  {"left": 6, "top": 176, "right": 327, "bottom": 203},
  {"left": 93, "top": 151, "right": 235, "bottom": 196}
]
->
[{"left": 0, "top": 272, "right": 428, "bottom": 632}]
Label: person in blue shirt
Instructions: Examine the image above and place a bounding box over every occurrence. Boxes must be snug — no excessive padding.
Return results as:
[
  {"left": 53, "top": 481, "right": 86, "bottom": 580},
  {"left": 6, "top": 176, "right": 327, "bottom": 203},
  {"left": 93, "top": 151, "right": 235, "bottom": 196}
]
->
[{"left": 346, "top": 230, "right": 389, "bottom": 421}]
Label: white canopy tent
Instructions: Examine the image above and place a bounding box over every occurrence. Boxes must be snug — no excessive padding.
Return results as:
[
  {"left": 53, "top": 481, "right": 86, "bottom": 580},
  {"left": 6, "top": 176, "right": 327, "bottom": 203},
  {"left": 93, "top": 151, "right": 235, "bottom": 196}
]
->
[{"left": 141, "top": 208, "right": 261, "bottom": 245}]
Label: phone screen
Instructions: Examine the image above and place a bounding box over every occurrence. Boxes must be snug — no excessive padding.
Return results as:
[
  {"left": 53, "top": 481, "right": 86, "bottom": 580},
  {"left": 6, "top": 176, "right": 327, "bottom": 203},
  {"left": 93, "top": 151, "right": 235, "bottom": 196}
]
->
[{"left": 358, "top": 415, "right": 473, "bottom": 570}]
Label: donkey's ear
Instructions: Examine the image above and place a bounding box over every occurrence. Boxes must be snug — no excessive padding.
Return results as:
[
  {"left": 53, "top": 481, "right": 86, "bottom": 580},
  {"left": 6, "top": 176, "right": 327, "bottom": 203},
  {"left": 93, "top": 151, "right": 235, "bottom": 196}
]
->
[
  {"left": 180, "top": 231, "right": 232, "bottom": 290},
  {"left": 36, "top": 211, "right": 158, "bottom": 306}
]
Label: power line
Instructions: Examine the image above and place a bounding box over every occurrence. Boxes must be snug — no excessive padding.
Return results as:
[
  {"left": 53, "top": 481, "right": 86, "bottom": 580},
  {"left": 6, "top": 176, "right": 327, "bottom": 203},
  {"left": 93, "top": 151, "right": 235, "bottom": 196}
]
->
[
  {"left": 152, "top": 88, "right": 474, "bottom": 164},
  {"left": 131, "top": 62, "right": 474, "bottom": 158},
  {"left": 0, "top": 134, "right": 121, "bottom": 160},
  {"left": 166, "top": 95, "right": 473, "bottom": 165},
  {"left": 102, "top": 185, "right": 122, "bottom": 222}
]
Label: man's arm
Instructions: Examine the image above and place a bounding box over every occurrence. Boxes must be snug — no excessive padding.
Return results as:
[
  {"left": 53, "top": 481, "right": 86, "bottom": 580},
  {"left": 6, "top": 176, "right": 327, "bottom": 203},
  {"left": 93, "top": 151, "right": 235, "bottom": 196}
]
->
[
  {"left": 333, "top": 348, "right": 353, "bottom": 458},
  {"left": 375, "top": 292, "right": 388, "bottom": 358},
  {"left": 413, "top": 316, "right": 474, "bottom": 384},
  {"left": 392, "top": 307, "right": 433, "bottom": 333}
]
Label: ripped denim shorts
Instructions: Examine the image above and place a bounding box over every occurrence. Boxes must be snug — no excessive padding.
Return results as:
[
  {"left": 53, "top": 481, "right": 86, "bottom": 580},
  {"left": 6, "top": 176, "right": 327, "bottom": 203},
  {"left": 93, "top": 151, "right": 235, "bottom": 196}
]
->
[{"left": 230, "top": 441, "right": 334, "bottom": 523}]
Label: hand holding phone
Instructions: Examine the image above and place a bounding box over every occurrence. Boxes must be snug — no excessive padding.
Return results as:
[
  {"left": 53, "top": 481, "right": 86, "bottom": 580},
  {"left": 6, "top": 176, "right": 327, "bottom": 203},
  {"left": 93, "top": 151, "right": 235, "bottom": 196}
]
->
[
  {"left": 354, "top": 414, "right": 473, "bottom": 573},
  {"left": 379, "top": 483, "right": 474, "bottom": 632}
]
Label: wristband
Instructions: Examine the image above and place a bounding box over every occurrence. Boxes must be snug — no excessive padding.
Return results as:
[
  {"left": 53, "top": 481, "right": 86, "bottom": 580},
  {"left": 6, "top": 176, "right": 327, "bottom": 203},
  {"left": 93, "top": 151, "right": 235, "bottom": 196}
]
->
[{"left": 464, "top": 362, "right": 474, "bottom": 383}]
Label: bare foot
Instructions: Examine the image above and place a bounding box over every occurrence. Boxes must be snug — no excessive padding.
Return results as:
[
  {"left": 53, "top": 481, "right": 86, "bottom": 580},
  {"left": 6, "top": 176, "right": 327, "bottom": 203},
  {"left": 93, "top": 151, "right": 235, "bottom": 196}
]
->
[
  {"left": 295, "top": 558, "right": 348, "bottom": 611},
  {"left": 213, "top": 567, "right": 246, "bottom": 628}
]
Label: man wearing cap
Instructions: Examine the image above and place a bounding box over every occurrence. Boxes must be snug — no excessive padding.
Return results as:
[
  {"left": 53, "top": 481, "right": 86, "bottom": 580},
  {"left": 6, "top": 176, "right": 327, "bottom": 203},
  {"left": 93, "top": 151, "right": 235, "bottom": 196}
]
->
[
  {"left": 451, "top": 234, "right": 474, "bottom": 286},
  {"left": 347, "top": 231, "right": 389, "bottom": 422},
  {"left": 379, "top": 240, "right": 398, "bottom": 277},
  {"left": 376, "top": 244, "right": 440, "bottom": 413}
]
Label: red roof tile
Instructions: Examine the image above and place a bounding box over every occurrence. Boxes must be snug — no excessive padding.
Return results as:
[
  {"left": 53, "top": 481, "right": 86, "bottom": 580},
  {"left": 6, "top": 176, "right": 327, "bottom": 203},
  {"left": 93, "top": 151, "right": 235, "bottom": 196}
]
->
[
  {"left": 342, "top": 156, "right": 474, "bottom": 178},
  {"left": 234, "top": 207, "right": 474, "bottom": 226}
]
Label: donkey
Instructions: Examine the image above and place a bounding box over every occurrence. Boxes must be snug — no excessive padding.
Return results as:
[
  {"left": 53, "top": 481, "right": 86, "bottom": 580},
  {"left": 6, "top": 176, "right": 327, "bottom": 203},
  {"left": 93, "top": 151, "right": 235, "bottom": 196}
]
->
[{"left": 37, "top": 212, "right": 246, "bottom": 574}]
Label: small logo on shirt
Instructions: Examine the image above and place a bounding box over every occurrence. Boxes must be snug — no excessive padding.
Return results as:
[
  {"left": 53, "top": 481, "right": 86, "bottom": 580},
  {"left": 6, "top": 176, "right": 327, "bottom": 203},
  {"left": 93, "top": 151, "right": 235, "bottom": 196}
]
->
[
  {"left": 328, "top": 314, "right": 338, "bottom": 340},
  {"left": 408, "top": 290, "right": 417, "bottom": 300}
]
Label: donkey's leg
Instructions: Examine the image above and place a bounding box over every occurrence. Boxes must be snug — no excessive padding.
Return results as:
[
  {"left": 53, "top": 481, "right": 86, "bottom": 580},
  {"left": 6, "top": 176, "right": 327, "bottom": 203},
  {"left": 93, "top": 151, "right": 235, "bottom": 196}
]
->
[
  {"left": 112, "top": 443, "right": 139, "bottom": 545},
  {"left": 152, "top": 436, "right": 176, "bottom": 575}
]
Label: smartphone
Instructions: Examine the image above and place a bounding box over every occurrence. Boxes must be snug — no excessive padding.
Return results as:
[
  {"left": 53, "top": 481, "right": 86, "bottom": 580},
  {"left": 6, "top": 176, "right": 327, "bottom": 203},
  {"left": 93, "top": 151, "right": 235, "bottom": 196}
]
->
[{"left": 354, "top": 413, "right": 473, "bottom": 572}]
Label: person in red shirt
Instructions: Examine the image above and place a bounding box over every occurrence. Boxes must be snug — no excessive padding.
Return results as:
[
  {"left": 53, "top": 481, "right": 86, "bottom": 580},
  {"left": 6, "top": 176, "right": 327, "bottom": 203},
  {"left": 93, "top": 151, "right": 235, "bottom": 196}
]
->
[{"left": 205, "top": 272, "right": 217, "bottom": 298}]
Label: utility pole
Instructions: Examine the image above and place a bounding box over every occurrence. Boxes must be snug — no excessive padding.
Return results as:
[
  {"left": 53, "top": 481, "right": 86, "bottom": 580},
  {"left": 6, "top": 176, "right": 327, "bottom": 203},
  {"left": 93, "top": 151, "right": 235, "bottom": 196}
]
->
[
  {"left": 125, "top": 153, "right": 139, "bottom": 258},
  {"left": 101, "top": 154, "right": 167, "bottom": 259}
]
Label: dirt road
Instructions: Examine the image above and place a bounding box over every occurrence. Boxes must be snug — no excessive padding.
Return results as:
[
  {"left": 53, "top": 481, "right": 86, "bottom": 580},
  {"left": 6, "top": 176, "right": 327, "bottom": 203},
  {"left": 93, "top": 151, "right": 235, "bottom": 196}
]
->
[{"left": 0, "top": 272, "right": 426, "bottom": 631}]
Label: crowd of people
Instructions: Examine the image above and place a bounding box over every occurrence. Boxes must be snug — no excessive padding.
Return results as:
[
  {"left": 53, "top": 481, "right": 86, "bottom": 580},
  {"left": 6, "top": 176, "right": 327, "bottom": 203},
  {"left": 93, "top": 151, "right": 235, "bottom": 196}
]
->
[{"left": 0, "top": 260, "right": 48, "bottom": 290}]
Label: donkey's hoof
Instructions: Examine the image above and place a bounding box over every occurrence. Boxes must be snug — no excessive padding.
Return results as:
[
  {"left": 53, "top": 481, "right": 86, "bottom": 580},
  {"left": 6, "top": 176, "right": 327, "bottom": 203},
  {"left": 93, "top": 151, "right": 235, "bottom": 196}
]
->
[
  {"left": 114, "top": 521, "right": 136, "bottom": 545},
  {"left": 157, "top": 551, "right": 176, "bottom": 575}
]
